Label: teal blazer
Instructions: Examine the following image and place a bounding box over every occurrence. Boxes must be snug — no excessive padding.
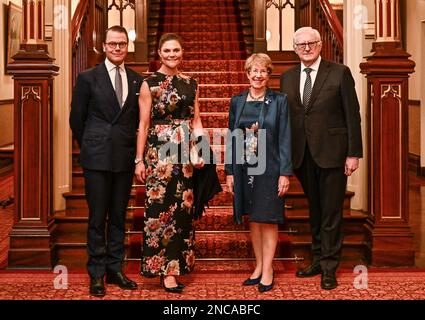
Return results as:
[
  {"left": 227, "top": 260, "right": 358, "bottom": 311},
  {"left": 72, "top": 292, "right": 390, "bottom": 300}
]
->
[{"left": 225, "top": 88, "right": 293, "bottom": 224}]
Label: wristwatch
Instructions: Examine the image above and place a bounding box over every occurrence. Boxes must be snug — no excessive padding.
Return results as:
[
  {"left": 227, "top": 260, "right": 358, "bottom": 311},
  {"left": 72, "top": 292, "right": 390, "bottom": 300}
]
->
[{"left": 134, "top": 157, "right": 143, "bottom": 165}]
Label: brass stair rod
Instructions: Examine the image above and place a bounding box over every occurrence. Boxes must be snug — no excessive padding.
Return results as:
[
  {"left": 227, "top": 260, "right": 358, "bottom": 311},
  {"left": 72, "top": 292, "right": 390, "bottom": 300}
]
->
[
  {"left": 125, "top": 229, "right": 299, "bottom": 235},
  {"left": 127, "top": 205, "right": 144, "bottom": 210},
  {"left": 124, "top": 256, "right": 304, "bottom": 262}
]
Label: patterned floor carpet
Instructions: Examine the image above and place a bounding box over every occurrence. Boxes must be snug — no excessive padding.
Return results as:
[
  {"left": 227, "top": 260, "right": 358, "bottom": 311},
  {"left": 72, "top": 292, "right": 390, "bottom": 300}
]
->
[{"left": 1, "top": 261, "right": 425, "bottom": 300}]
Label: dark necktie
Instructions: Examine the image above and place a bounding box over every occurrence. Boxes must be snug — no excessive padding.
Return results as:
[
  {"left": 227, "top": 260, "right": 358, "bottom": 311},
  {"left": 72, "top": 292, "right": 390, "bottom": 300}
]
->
[
  {"left": 115, "top": 66, "right": 123, "bottom": 107},
  {"left": 303, "top": 67, "right": 313, "bottom": 112}
]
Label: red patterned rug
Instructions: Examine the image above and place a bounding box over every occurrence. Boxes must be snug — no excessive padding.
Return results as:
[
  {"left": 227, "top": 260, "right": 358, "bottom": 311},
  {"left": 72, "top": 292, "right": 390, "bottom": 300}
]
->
[{"left": 1, "top": 260, "right": 425, "bottom": 300}]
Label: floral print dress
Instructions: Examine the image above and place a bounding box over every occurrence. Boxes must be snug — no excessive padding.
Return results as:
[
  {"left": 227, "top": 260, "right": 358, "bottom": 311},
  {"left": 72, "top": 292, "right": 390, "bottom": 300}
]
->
[{"left": 141, "top": 72, "right": 197, "bottom": 276}]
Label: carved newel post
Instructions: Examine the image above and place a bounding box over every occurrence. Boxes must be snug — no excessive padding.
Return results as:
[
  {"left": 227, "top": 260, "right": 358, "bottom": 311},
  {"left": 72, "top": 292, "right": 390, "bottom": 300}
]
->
[
  {"left": 360, "top": 0, "right": 415, "bottom": 266},
  {"left": 7, "top": 0, "right": 59, "bottom": 268}
]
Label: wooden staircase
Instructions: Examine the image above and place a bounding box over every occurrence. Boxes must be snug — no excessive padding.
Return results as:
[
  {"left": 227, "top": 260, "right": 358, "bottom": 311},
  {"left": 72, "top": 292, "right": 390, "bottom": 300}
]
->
[{"left": 58, "top": 0, "right": 368, "bottom": 268}]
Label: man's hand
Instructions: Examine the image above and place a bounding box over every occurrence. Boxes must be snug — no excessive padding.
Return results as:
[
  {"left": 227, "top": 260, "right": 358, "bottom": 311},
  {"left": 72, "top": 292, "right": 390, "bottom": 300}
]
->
[
  {"left": 226, "top": 175, "right": 234, "bottom": 196},
  {"left": 345, "top": 157, "right": 359, "bottom": 176}
]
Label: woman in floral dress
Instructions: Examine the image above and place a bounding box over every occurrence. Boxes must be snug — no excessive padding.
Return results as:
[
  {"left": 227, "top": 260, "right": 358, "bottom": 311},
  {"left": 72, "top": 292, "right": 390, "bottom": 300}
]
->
[{"left": 135, "top": 33, "right": 204, "bottom": 293}]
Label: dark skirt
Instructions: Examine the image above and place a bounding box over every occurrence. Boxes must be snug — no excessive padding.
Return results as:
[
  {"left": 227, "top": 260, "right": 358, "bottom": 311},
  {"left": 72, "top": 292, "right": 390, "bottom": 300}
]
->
[{"left": 241, "top": 166, "right": 285, "bottom": 224}]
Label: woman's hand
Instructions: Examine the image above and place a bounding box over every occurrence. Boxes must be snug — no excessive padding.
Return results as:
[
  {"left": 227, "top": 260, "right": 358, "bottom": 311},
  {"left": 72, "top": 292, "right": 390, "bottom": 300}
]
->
[
  {"left": 226, "top": 175, "right": 234, "bottom": 196},
  {"left": 278, "top": 176, "right": 290, "bottom": 197},
  {"left": 135, "top": 162, "right": 146, "bottom": 183},
  {"left": 192, "top": 160, "right": 205, "bottom": 169}
]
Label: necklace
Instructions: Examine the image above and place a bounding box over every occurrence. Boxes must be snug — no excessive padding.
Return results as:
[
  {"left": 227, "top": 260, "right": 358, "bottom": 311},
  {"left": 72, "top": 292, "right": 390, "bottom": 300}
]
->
[{"left": 248, "top": 90, "right": 265, "bottom": 101}]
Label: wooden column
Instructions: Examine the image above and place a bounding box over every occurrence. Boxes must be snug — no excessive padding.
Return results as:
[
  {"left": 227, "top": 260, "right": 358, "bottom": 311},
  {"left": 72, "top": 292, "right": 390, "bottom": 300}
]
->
[
  {"left": 360, "top": 0, "right": 415, "bottom": 266},
  {"left": 252, "top": 0, "right": 266, "bottom": 53},
  {"left": 7, "top": 0, "right": 59, "bottom": 269},
  {"left": 134, "top": 0, "right": 148, "bottom": 62}
]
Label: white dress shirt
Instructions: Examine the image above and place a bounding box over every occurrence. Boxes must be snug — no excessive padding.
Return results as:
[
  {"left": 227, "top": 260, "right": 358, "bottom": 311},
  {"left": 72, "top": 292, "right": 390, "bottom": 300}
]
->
[
  {"left": 299, "top": 55, "right": 322, "bottom": 99},
  {"left": 105, "top": 58, "right": 128, "bottom": 107}
]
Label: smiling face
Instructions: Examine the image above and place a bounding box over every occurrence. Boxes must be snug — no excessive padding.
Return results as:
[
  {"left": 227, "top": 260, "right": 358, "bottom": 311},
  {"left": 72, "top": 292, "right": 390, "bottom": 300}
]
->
[
  {"left": 293, "top": 29, "right": 322, "bottom": 67},
  {"left": 247, "top": 63, "right": 270, "bottom": 91},
  {"left": 158, "top": 40, "right": 183, "bottom": 71},
  {"left": 103, "top": 30, "right": 128, "bottom": 66}
]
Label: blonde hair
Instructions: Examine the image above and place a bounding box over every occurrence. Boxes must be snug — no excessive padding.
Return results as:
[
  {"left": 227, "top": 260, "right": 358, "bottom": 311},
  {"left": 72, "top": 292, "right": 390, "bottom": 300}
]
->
[{"left": 244, "top": 53, "right": 273, "bottom": 74}]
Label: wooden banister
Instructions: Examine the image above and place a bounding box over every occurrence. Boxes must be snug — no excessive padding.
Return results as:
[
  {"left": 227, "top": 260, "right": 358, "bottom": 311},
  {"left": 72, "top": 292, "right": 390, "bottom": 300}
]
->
[
  {"left": 298, "top": 0, "right": 343, "bottom": 64},
  {"left": 318, "top": 0, "right": 343, "bottom": 50},
  {"left": 71, "top": 0, "right": 107, "bottom": 87},
  {"left": 71, "top": 0, "right": 89, "bottom": 47}
]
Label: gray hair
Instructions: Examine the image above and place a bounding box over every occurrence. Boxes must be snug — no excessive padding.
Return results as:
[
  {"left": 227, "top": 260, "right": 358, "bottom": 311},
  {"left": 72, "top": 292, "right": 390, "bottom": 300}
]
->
[{"left": 293, "top": 27, "right": 322, "bottom": 44}]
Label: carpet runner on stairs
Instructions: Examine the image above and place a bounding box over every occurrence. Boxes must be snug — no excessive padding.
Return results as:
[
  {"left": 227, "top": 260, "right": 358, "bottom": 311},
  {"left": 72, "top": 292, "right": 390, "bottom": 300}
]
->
[{"left": 128, "top": 0, "right": 293, "bottom": 262}]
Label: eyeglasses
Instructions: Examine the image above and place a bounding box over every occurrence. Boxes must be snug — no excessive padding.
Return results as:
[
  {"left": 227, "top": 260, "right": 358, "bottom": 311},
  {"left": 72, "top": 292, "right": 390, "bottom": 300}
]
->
[
  {"left": 294, "top": 41, "right": 321, "bottom": 50},
  {"left": 105, "top": 42, "right": 128, "bottom": 49}
]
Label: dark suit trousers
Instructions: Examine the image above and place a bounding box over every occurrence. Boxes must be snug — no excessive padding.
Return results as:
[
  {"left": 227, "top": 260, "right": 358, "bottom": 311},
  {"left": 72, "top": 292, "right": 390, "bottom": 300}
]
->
[
  {"left": 295, "top": 145, "right": 347, "bottom": 273},
  {"left": 83, "top": 169, "right": 134, "bottom": 278}
]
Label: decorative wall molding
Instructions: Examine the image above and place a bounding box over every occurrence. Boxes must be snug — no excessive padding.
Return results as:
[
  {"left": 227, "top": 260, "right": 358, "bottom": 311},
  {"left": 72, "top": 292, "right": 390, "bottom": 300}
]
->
[
  {"left": 0, "top": 99, "right": 14, "bottom": 105},
  {"left": 408, "top": 153, "right": 420, "bottom": 176},
  {"left": 409, "top": 100, "right": 421, "bottom": 106}
]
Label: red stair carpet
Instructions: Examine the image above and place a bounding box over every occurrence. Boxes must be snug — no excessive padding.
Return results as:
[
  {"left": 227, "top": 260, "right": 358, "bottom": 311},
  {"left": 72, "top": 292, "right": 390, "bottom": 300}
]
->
[
  {"left": 0, "top": 172, "right": 13, "bottom": 269},
  {"left": 129, "top": 0, "right": 293, "bottom": 262}
]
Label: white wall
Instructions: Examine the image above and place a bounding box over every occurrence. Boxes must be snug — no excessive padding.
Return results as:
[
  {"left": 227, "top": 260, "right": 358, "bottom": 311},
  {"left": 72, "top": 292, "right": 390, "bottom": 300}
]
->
[
  {"left": 406, "top": 0, "right": 424, "bottom": 101},
  {"left": 405, "top": 0, "right": 425, "bottom": 166},
  {"left": 344, "top": 0, "right": 375, "bottom": 211},
  {"left": 71, "top": 0, "right": 78, "bottom": 17},
  {"left": 0, "top": 0, "right": 22, "bottom": 100}
]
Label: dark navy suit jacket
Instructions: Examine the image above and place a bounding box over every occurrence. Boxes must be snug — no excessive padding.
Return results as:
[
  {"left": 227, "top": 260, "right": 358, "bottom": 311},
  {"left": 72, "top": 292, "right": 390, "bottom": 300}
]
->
[
  {"left": 70, "top": 62, "right": 144, "bottom": 172},
  {"left": 225, "top": 89, "right": 293, "bottom": 224}
]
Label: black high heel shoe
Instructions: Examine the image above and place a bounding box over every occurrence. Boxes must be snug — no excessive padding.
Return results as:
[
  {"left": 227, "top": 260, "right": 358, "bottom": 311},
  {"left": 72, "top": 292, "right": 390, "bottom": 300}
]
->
[
  {"left": 143, "top": 273, "right": 184, "bottom": 288},
  {"left": 242, "top": 274, "right": 262, "bottom": 286},
  {"left": 160, "top": 275, "right": 183, "bottom": 293},
  {"left": 258, "top": 274, "right": 274, "bottom": 293}
]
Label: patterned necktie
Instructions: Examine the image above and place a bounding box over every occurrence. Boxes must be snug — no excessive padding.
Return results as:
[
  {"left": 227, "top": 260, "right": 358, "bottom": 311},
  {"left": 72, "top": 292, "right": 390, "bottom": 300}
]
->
[
  {"left": 303, "top": 67, "right": 313, "bottom": 112},
  {"left": 115, "top": 66, "right": 123, "bottom": 108}
]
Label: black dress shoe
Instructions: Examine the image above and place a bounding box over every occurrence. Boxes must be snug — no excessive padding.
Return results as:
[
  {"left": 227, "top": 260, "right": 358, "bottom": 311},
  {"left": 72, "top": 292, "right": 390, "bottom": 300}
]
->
[
  {"left": 242, "top": 275, "right": 262, "bottom": 286},
  {"left": 295, "top": 264, "right": 322, "bottom": 278},
  {"left": 321, "top": 273, "right": 338, "bottom": 290},
  {"left": 160, "top": 276, "right": 183, "bottom": 294},
  {"left": 89, "top": 277, "right": 105, "bottom": 297},
  {"left": 106, "top": 272, "right": 138, "bottom": 290}
]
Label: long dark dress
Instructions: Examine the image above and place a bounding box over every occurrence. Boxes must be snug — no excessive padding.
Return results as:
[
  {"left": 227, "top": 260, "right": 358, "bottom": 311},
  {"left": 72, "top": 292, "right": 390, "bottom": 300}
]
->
[
  {"left": 141, "top": 72, "right": 197, "bottom": 276},
  {"left": 239, "top": 101, "right": 284, "bottom": 224}
]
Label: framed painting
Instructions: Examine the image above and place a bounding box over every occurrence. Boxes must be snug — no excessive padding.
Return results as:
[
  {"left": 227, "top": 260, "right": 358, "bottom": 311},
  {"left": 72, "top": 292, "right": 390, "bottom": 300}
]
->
[{"left": 6, "top": 2, "right": 23, "bottom": 72}]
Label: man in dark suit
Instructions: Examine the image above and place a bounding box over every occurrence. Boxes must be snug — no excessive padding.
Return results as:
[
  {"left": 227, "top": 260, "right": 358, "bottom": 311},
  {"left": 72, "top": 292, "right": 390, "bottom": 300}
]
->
[
  {"left": 280, "top": 27, "right": 363, "bottom": 290},
  {"left": 70, "top": 25, "right": 143, "bottom": 297}
]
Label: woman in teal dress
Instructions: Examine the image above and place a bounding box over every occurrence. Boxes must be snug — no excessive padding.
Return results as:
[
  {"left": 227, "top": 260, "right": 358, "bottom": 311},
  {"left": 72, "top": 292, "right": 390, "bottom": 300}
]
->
[
  {"left": 135, "top": 33, "right": 204, "bottom": 293},
  {"left": 225, "top": 53, "right": 293, "bottom": 293}
]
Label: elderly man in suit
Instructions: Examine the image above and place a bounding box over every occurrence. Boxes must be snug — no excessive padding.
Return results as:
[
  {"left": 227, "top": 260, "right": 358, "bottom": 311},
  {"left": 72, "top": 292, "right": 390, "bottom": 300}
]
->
[
  {"left": 280, "top": 27, "right": 363, "bottom": 290},
  {"left": 70, "top": 25, "right": 144, "bottom": 297}
]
